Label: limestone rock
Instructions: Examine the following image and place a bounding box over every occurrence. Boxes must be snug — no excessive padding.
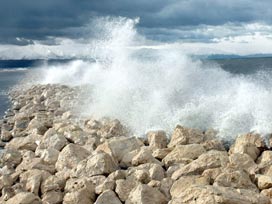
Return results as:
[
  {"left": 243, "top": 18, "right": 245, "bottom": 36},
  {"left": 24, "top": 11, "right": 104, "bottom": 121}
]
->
[
  {"left": 169, "top": 185, "right": 270, "bottom": 204},
  {"left": 131, "top": 147, "right": 161, "bottom": 166},
  {"left": 170, "top": 175, "right": 210, "bottom": 198},
  {"left": 55, "top": 144, "right": 90, "bottom": 171},
  {"left": 147, "top": 130, "right": 168, "bottom": 150},
  {"left": 116, "top": 179, "right": 139, "bottom": 202},
  {"left": 171, "top": 150, "right": 229, "bottom": 180},
  {"left": 72, "top": 151, "right": 118, "bottom": 178},
  {"left": 126, "top": 183, "right": 168, "bottom": 204},
  {"left": 229, "top": 153, "right": 258, "bottom": 174},
  {"left": 41, "top": 175, "right": 66, "bottom": 194},
  {"left": 6, "top": 192, "right": 41, "bottom": 204},
  {"left": 0, "top": 149, "right": 22, "bottom": 168},
  {"left": 163, "top": 144, "right": 206, "bottom": 167},
  {"left": 256, "top": 174, "right": 272, "bottom": 190},
  {"left": 95, "top": 190, "right": 122, "bottom": 204},
  {"left": 42, "top": 191, "right": 63, "bottom": 204},
  {"left": 168, "top": 125, "right": 204, "bottom": 147},
  {"left": 96, "top": 136, "right": 143, "bottom": 162}
]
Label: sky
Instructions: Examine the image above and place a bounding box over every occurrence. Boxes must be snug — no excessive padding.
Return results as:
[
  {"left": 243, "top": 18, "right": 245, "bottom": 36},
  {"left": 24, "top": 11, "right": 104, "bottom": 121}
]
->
[{"left": 1, "top": 0, "right": 272, "bottom": 58}]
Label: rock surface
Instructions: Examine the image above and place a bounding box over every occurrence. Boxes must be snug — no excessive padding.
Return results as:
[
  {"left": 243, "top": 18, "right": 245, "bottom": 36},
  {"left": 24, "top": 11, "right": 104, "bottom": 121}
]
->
[{"left": 0, "top": 84, "right": 272, "bottom": 204}]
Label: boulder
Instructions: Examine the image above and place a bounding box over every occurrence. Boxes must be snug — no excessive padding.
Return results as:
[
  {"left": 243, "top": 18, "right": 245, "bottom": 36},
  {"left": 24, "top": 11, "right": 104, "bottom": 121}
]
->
[
  {"left": 170, "top": 175, "right": 210, "bottom": 198},
  {"left": 147, "top": 130, "right": 168, "bottom": 150},
  {"left": 168, "top": 125, "right": 204, "bottom": 147},
  {"left": 0, "top": 149, "right": 22, "bottom": 168},
  {"left": 126, "top": 183, "right": 168, "bottom": 204},
  {"left": 116, "top": 179, "right": 139, "bottom": 202},
  {"left": 256, "top": 174, "right": 272, "bottom": 190},
  {"left": 229, "top": 153, "right": 258, "bottom": 174},
  {"left": 42, "top": 191, "right": 63, "bottom": 204},
  {"left": 162, "top": 144, "right": 206, "bottom": 167},
  {"left": 95, "top": 190, "right": 122, "bottom": 204},
  {"left": 132, "top": 147, "right": 161, "bottom": 166},
  {"left": 55, "top": 144, "right": 90, "bottom": 171},
  {"left": 171, "top": 150, "right": 229, "bottom": 180},
  {"left": 72, "top": 151, "right": 118, "bottom": 178},
  {"left": 169, "top": 185, "right": 270, "bottom": 204},
  {"left": 6, "top": 192, "right": 41, "bottom": 204},
  {"left": 96, "top": 136, "right": 143, "bottom": 162}
]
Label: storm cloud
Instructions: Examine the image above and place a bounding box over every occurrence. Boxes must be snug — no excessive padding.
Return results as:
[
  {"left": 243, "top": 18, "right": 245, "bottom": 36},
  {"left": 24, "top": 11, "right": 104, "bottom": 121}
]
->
[{"left": 1, "top": 0, "right": 272, "bottom": 44}]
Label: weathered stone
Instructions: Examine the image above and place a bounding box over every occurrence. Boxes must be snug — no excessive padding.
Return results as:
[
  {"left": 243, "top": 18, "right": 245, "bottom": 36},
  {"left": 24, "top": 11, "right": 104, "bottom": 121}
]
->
[
  {"left": 229, "top": 153, "right": 258, "bottom": 174},
  {"left": 95, "top": 190, "right": 122, "bottom": 204},
  {"left": 96, "top": 136, "right": 143, "bottom": 162},
  {"left": 5, "top": 134, "right": 42, "bottom": 151},
  {"left": 63, "top": 178, "right": 95, "bottom": 204},
  {"left": 160, "top": 178, "right": 174, "bottom": 201},
  {"left": 72, "top": 151, "right": 118, "bottom": 178},
  {"left": 202, "top": 168, "right": 222, "bottom": 184},
  {"left": 171, "top": 150, "right": 229, "bottom": 180},
  {"left": 126, "top": 183, "right": 167, "bottom": 204},
  {"left": 6, "top": 192, "right": 41, "bottom": 204},
  {"left": 42, "top": 191, "right": 63, "bottom": 204},
  {"left": 147, "top": 130, "right": 168, "bottom": 150},
  {"left": 132, "top": 147, "right": 161, "bottom": 166},
  {"left": 168, "top": 125, "right": 204, "bottom": 147},
  {"left": 0, "top": 175, "right": 13, "bottom": 191},
  {"left": 169, "top": 185, "right": 270, "bottom": 204},
  {"left": 152, "top": 148, "right": 173, "bottom": 160},
  {"left": 214, "top": 169, "right": 258, "bottom": 191},
  {"left": 202, "top": 139, "right": 225, "bottom": 151},
  {"left": 116, "top": 179, "right": 139, "bottom": 202},
  {"left": 170, "top": 175, "right": 210, "bottom": 198},
  {"left": 0, "top": 149, "right": 22, "bottom": 168},
  {"left": 55, "top": 144, "right": 90, "bottom": 171},
  {"left": 256, "top": 174, "right": 272, "bottom": 190},
  {"left": 163, "top": 144, "right": 206, "bottom": 167},
  {"left": 41, "top": 175, "right": 66, "bottom": 194}
]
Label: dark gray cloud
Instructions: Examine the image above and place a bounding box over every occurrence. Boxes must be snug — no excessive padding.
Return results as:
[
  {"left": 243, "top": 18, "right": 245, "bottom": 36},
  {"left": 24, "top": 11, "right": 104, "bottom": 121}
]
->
[{"left": 1, "top": 0, "right": 272, "bottom": 44}]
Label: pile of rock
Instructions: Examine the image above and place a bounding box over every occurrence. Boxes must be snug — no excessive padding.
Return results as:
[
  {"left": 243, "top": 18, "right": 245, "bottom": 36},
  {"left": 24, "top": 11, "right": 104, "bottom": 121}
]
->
[{"left": 0, "top": 84, "right": 272, "bottom": 203}]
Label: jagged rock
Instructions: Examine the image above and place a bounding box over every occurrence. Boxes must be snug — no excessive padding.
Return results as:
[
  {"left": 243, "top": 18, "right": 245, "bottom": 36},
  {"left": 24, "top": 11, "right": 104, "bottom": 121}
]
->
[
  {"left": 202, "top": 168, "right": 222, "bottom": 184},
  {"left": 170, "top": 175, "right": 210, "bottom": 198},
  {"left": 5, "top": 134, "right": 42, "bottom": 151},
  {"left": 0, "top": 149, "right": 22, "bottom": 168},
  {"left": 5, "top": 192, "right": 41, "bottom": 204},
  {"left": 131, "top": 147, "right": 161, "bottom": 166},
  {"left": 169, "top": 185, "right": 270, "bottom": 204},
  {"left": 147, "top": 130, "right": 168, "bottom": 150},
  {"left": 0, "top": 175, "right": 13, "bottom": 191},
  {"left": 126, "top": 183, "right": 167, "bottom": 204},
  {"left": 42, "top": 191, "right": 63, "bottom": 204},
  {"left": 20, "top": 169, "right": 51, "bottom": 195},
  {"left": 202, "top": 139, "right": 225, "bottom": 151},
  {"left": 162, "top": 144, "right": 206, "bottom": 167},
  {"left": 41, "top": 175, "right": 66, "bottom": 194},
  {"left": 96, "top": 136, "right": 143, "bottom": 162},
  {"left": 63, "top": 178, "right": 95, "bottom": 204},
  {"left": 152, "top": 148, "right": 173, "bottom": 160},
  {"left": 116, "top": 179, "right": 139, "bottom": 202},
  {"left": 168, "top": 125, "right": 204, "bottom": 147},
  {"left": 256, "top": 174, "right": 272, "bottom": 190},
  {"left": 229, "top": 153, "right": 258, "bottom": 174},
  {"left": 72, "top": 151, "right": 118, "bottom": 178},
  {"left": 160, "top": 178, "right": 174, "bottom": 201},
  {"left": 171, "top": 150, "right": 229, "bottom": 180},
  {"left": 95, "top": 190, "right": 122, "bottom": 204},
  {"left": 39, "top": 148, "right": 59, "bottom": 165},
  {"left": 229, "top": 133, "right": 266, "bottom": 160},
  {"left": 214, "top": 169, "right": 258, "bottom": 191},
  {"left": 55, "top": 144, "right": 90, "bottom": 171},
  {"left": 1, "top": 129, "right": 12, "bottom": 142}
]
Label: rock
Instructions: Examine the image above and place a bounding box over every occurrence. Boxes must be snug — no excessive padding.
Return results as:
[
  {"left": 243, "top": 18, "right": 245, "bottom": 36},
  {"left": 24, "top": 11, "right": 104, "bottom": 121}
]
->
[
  {"left": 1, "top": 186, "right": 15, "bottom": 201},
  {"left": 261, "top": 188, "right": 272, "bottom": 199},
  {"left": 6, "top": 192, "right": 41, "bottom": 204},
  {"left": 63, "top": 178, "right": 95, "bottom": 204},
  {"left": 42, "top": 191, "right": 63, "bottom": 204},
  {"left": 229, "top": 153, "right": 258, "bottom": 174},
  {"left": 20, "top": 169, "right": 51, "bottom": 195},
  {"left": 0, "top": 149, "right": 22, "bottom": 168},
  {"left": 13, "top": 116, "right": 30, "bottom": 132},
  {"left": 202, "top": 168, "right": 222, "bottom": 184},
  {"left": 0, "top": 175, "right": 13, "bottom": 191},
  {"left": 131, "top": 147, "right": 161, "bottom": 166},
  {"left": 256, "top": 174, "right": 272, "bottom": 190},
  {"left": 1, "top": 129, "right": 12, "bottom": 142},
  {"left": 171, "top": 150, "right": 229, "bottom": 180},
  {"left": 88, "top": 175, "right": 106, "bottom": 194},
  {"left": 152, "top": 148, "right": 173, "bottom": 160},
  {"left": 147, "top": 130, "right": 168, "bottom": 150},
  {"left": 5, "top": 134, "right": 42, "bottom": 151},
  {"left": 55, "top": 144, "right": 90, "bottom": 171},
  {"left": 41, "top": 175, "right": 66, "bottom": 194},
  {"left": 162, "top": 144, "right": 206, "bottom": 167},
  {"left": 160, "top": 178, "right": 174, "bottom": 201},
  {"left": 126, "top": 183, "right": 167, "bottom": 204},
  {"left": 202, "top": 139, "right": 225, "bottom": 151},
  {"left": 72, "top": 151, "right": 118, "bottom": 178},
  {"left": 127, "top": 169, "right": 150, "bottom": 184},
  {"left": 116, "top": 179, "right": 139, "bottom": 202},
  {"left": 214, "top": 169, "right": 258, "bottom": 191},
  {"left": 168, "top": 125, "right": 204, "bottom": 147},
  {"left": 169, "top": 185, "right": 270, "bottom": 204},
  {"left": 95, "top": 190, "right": 122, "bottom": 204},
  {"left": 229, "top": 133, "right": 266, "bottom": 161},
  {"left": 27, "top": 118, "right": 50, "bottom": 135},
  {"left": 39, "top": 148, "right": 59, "bottom": 165},
  {"left": 96, "top": 136, "right": 143, "bottom": 162},
  {"left": 170, "top": 175, "right": 210, "bottom": 198},
  {"left": 37, "top": 128, "right": 68, "bottom": 151}
]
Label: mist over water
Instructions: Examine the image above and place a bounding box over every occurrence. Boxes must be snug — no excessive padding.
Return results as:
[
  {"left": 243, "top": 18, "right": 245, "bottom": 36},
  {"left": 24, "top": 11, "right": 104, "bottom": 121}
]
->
[{"left": 25, "top": 17, "right": 272, "bottom": 141}]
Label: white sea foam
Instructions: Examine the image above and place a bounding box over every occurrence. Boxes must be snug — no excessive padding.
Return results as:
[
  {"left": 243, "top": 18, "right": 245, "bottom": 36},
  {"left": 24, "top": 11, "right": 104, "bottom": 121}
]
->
[{"left": 28, "top": 17, "right": 272, "bottom": 141}]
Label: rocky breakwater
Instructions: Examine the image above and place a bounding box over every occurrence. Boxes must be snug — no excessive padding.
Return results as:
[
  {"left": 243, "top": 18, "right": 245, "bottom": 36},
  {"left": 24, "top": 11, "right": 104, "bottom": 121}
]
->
[{"left": 0, "top": 84, "right": 272, "bottom": 203}]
